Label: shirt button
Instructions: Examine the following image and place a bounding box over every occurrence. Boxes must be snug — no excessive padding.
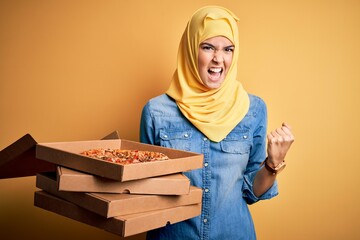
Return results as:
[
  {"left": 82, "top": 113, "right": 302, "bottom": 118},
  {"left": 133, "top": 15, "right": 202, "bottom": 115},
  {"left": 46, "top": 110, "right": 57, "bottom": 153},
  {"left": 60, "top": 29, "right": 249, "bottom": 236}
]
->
[
  {"left": 184, "top": 133, "right": 189, "bottom": 138},
  {"left": 163, "top": 135, "right": 168, "bottom": 139},
  {"left": 203, "top": 218, "right": 208, "bottom": 223},
  {"left": 203, "top": 137, "right": 207, "bottom": 141},
  {"left": 243, "top": 135, "right": 248, "bottom": 139},
  {"left": 204, "top": 162, "right": 208, "bottom": 167},
  {"left": 204, "top": 188, "right": 209, "bottom": 193}
]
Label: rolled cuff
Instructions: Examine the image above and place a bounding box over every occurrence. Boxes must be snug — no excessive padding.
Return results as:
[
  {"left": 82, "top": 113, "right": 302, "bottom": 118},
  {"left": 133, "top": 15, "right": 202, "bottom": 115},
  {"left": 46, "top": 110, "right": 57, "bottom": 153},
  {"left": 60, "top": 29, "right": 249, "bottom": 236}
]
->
[{"left": 242, "top": 169, "right": 279, "bottom": 205}]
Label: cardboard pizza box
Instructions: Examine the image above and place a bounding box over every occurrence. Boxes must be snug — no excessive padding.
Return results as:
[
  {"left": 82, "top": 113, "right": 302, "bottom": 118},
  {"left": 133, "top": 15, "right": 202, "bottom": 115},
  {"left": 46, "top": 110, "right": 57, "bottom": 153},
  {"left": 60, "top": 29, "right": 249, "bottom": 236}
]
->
[
  {"left": 36, "top": 172, "right": 202, "bottom": 218},
  {"left": 57, "top": 166, "right": 191, "bottom": 195},
  {"left": 0, "top": 131, "right": 119, "bottom": 179},
  {"left": 36, "top": 139, "right": 203, "bottom": 181},
  {"left": 0, "top": 134, "right": 56, "bottom": 179},
  {"left": 34, "top": 190, "right": 201, "bottom": 237}
]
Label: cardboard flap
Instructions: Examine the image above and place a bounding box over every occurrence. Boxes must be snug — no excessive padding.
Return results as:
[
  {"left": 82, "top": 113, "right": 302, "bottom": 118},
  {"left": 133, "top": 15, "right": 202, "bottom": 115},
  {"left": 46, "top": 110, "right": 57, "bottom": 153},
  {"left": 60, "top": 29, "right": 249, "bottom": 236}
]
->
[
  {"left": 102, "top": 131, "right": 120, "bottom": 140},
  {"left": 0, "top": 134, "right": 56, "bottom": 179},
  {"left": 0, "top": 131, "right": 120, "bottom": 180}
]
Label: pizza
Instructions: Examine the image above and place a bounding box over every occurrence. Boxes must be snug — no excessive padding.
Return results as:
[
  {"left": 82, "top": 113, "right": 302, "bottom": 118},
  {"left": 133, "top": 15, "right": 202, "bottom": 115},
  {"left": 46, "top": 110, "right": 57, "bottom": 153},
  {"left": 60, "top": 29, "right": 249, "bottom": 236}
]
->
[{"left": 80, "top": 149, "right": 170, "bottom": 165}]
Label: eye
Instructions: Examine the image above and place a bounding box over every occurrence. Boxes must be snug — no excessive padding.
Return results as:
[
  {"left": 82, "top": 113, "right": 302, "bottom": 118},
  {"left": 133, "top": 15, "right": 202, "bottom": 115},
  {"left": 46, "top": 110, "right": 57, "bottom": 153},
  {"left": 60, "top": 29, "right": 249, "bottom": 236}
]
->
[
  {"left": 225, "top": 47, "right": 234, "bottom": 53},
  {"left": 200, "top": 44, "right": 215, "bottom": 51}
]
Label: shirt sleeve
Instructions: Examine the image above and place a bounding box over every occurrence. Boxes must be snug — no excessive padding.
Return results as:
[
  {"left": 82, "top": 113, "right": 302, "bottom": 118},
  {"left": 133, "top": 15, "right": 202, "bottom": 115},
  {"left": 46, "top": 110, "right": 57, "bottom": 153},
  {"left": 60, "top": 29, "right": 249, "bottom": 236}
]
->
[
  {"left": 139, "top": 101, "right": 155, "bottom": 145},
  {"left": 242, "top": 97, "right": 279, "bottom": 204}
]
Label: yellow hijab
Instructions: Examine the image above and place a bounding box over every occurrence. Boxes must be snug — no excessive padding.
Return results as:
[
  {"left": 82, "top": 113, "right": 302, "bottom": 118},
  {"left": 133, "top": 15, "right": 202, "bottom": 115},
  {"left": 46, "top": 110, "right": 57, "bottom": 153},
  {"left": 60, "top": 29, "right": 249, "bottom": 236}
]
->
[{"left": 166, "top": 6, "right": 250, "bottom": 142}]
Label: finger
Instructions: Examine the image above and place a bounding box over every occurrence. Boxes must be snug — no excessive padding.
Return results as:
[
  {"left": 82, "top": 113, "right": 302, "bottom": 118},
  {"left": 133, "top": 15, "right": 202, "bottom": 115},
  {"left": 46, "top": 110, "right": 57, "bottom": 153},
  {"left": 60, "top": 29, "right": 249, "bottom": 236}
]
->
[
  {"left": 282, "top": 122, "right": 292, "bottom": 131},
  {"left": 270, "top": 131, "right": 281, "bottom": 141},
  {"left": 275, "top": 128, "right": 286, "bottom": 137},
  {"left": 276, "top": 127, "right": 292, "bottom": 142},
  {"left": 267, "top": 133, "right": 274, "bottom": 143},
  {"left": 281, "top": 125, "right": 295, "bottom": 141},
  {"left": 267, "top": 133, "right": 276, "bottom": 143},
  {"left": 280, "top": 123, "right": 295, "bottom": 140},
  {"left": 272, "top": 129, "right": 285, "bottom": 143},
  {"left": 270, "top": 137, "right": 278, "bottom": 144},
  {"left": 268, "top": 131, "right": 281, "bottom": 143},
  {"left": 281, "top": 125, "right": 292, "bottom": 135}
]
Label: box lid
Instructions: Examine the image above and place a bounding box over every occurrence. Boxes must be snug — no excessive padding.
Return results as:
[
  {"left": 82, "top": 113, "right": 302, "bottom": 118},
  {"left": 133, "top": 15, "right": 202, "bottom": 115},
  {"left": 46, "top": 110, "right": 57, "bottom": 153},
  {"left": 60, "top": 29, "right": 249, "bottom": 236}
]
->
[
  {"left": 34, "top": 191, "right": 201, "bottom": 237},
  {"left": 0, "top": 134, "right": 55, "bottom": 179},
  {"left": 37, "top": 172, "right": 202, "bottom": 217},
  {"left": 57, "top": 166, "right": 191, "bottom": 195}
]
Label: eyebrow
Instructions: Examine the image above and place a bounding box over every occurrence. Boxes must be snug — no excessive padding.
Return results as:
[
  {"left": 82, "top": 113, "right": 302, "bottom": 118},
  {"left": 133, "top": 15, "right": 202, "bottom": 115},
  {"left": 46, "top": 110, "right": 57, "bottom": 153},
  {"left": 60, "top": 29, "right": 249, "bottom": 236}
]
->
[{"left": 200, "top": 42, "right": 235, "bottom": 48}]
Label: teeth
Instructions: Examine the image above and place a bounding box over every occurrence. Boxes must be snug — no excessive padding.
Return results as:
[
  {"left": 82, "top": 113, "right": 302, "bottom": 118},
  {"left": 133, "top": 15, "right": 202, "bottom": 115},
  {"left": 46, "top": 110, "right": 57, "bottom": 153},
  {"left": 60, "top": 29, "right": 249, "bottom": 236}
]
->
[{"left": 209, "top": 67, "right": 222, "bottom": 73}]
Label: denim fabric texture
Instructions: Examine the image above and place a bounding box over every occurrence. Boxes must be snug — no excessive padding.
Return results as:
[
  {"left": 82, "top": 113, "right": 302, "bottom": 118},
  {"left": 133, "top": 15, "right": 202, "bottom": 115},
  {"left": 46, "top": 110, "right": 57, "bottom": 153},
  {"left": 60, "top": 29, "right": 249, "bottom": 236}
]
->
[{"left": 140, "top": 94, "right": 278, "bottom": 240}]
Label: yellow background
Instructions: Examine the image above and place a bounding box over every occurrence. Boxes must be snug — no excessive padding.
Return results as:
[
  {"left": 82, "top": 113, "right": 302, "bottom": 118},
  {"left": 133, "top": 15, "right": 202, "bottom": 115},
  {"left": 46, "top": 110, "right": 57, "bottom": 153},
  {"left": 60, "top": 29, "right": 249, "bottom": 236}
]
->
[{"left": 1, "top": 0, "right": 359, "bottom": 239}]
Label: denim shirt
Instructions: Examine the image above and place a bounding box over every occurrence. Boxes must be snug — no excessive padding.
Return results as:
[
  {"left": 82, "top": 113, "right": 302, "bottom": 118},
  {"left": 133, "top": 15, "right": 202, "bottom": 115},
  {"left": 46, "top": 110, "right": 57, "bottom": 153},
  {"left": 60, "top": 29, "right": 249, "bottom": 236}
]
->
[{"left": 140, "top": 94, "right": 278, "bottom": 240}]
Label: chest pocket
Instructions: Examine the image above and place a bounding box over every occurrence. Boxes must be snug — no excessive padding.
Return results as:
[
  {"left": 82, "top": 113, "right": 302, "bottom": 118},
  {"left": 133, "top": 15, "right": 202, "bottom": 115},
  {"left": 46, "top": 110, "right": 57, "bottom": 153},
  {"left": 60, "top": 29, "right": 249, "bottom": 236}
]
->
[
  {"left": 159, "top": 129, "right": 192, "bottom": 151},
  {"left": 220, "top": 130, "right": 251, "bottom": 154}
]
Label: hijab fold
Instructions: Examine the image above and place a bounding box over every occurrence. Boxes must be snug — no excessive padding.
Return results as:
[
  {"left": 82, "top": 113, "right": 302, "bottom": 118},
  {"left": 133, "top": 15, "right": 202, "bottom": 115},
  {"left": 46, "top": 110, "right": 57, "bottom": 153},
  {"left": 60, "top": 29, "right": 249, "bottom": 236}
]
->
[{"left": 166, "top": 6, "right": 250, "bottom": 142}]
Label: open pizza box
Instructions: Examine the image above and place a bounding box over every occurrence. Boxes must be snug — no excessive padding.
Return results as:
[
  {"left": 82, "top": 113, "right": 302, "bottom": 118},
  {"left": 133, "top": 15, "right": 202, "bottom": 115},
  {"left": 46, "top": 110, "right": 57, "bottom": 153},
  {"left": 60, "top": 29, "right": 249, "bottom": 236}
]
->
[
  {"left": 57, "top": 166, "right": 191, "bottom": 195},
  {"left": 34, "top": 190, "right": 201, "bottom": 237},
  {"left": 0, "top": 131, "right": 120, "bottom": 180},
  {"left": 36, "top": 139, "right": 203, "bottom": 181},
  {"left": 37, "top": 172, "right": 202, "bottom": 217}
]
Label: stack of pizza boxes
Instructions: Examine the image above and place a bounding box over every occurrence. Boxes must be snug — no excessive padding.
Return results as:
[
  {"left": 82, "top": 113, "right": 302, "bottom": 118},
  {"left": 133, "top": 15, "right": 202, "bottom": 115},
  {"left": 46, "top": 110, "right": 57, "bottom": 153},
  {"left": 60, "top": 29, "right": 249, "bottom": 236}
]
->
[{"left": 34, "top": 136, "right": 203, "bottom": 238}]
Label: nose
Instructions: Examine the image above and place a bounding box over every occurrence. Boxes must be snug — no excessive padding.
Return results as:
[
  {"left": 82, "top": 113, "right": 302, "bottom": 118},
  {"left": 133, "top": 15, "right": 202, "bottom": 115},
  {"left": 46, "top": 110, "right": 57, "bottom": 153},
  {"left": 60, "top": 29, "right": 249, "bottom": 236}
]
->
[{"left": 212, "top": 50, "right": 224, "bottom": 63}]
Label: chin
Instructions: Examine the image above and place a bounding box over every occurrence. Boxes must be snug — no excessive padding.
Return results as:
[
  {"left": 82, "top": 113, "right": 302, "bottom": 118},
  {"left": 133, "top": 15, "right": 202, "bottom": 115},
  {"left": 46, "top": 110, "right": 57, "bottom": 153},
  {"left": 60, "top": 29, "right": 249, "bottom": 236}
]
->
[
  {"left": 205, "top": 79, "right": 224, "bottom": 89},
  {"left": 205, "top": 83, "right": 222, "bottom": 89}
]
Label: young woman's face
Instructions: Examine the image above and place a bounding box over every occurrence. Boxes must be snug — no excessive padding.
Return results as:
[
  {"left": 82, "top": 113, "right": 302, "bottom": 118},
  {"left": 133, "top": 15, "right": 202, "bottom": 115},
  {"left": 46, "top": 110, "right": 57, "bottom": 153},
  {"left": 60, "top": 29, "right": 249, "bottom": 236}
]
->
[{"left": 198, "top": 36, "right": 234, "bottom": 89}]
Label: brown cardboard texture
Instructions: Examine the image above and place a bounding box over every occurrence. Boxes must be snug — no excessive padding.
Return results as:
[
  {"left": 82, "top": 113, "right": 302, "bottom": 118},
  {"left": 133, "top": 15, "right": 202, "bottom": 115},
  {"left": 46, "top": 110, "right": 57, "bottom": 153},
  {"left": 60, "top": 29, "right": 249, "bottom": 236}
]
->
[
  {"left": 0, "top": 130, "right": 118, "bottom": 180},
  {"left": 102, "top": 131, "right": 120, "bottom": 140},
  {"left": 0, "top": 134, "right": 55, "bottom": 179},
  {"left": 57, "top": 166, "right": 191, "bottom": 195},
  {"left": 34, "top": 191, "right": 201, "bottom": 237},
  {"left": 37, "top": 172, "right": 202, "bottom": 217},
  {"left": 36, "top": 139, "right": 203, "bottom": 181}
]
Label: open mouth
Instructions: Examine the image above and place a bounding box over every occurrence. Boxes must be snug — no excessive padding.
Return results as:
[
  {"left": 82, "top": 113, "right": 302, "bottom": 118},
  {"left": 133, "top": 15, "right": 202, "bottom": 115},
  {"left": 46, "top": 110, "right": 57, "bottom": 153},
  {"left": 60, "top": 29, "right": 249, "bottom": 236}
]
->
[{"left": 208, "top": 67, "right": 223, "bottom": 81}]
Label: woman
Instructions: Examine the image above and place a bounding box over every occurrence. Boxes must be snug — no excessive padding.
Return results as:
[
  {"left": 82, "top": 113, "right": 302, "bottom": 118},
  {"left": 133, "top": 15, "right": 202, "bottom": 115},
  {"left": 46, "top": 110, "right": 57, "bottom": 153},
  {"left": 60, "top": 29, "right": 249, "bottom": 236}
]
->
[{"left": 140, "top": 6, "right": 294, "bottom": 240}]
